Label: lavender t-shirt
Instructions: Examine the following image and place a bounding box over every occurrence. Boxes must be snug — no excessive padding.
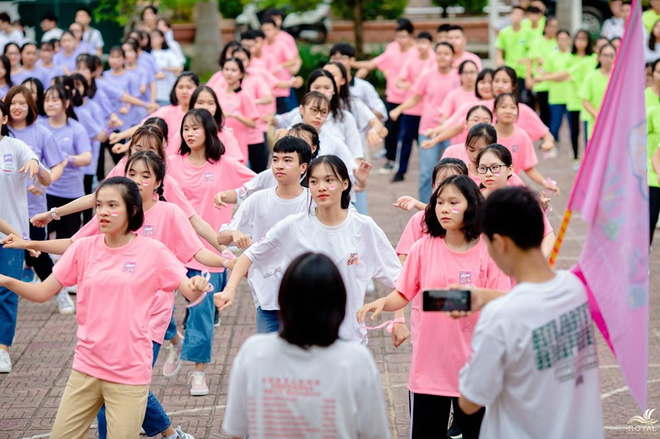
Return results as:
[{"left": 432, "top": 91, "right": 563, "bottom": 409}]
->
[
  {"left": 10, "top": 123, "right": 65, "bottom": 217},
  {"left": 74, "top": 98, "right": 105, "bottom": 175},
  {"left": 39, "top": 118, "right": 91, "bottom": 198}
]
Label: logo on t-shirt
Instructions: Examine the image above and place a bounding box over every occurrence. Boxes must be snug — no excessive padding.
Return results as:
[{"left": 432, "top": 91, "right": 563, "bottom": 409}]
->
[
  {"left": 347, "top": 253, "right": 359, "bottom": 266},
  {"left": 143, "top": 225, "right": 154, "bottom": 237},
  {"left": 459, "top": 271, "right": 472, "bottom": 285},
  {"left": 512, "top": 144, "right": 520, "bottom": 152},
  {"left": 204, "top": 172, "right": 214, "bottom": 181},
  {"left": 122, "top": 261, "right": 137, "bottom": 273},
  {"left": 3, "top": 153, "right": 13, "bottom": 173},
  {"left": 63, "top": 137, "right": 71, "bottom": 143}
]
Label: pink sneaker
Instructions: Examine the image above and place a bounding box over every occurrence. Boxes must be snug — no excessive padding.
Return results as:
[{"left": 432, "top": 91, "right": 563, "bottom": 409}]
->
[
  {"left": 189, "top": 372, "right": 209, "bottom": 396},
  {"left": 162, "top": 336, "right": 184, "bottom": 377}
]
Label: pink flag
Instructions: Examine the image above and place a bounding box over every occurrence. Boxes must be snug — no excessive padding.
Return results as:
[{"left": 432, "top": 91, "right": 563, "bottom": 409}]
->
[{"left": 567, "top": 0, "right": 649, "bottom": 410}]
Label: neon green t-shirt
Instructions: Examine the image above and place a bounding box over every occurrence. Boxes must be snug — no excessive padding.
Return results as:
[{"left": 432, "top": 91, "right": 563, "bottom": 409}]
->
[
  {"left": 528, "top": 36, "right": 558, "bottom": 92},
  {"left": 647, "top": 105, "right": 660, "bottom": 188},
  {"left": 544, "top": 50, "right": 573, "bottom": 105},
  {"left": 643, "top": 10, "right": 660, "bottom": 33},
  {"left": 497, "top": 25, "right": 530, "bottom": 77},
  {"left": 646, "top": 87, "right": 660, "bottom": 113},
  {"left": 581, "top": 69, "right": 610, "bottom": 136},
  {"left": 521, "top": 17, "right": 546, "bottom": 39},
  {"left": 566, "top": 54, "right": 597, "bottom": 112}
]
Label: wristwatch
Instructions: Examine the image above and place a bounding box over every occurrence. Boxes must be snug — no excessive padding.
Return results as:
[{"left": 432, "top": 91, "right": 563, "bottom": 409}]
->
[{"left": 50, "top": 207, "right": 61, "bottom": 221}]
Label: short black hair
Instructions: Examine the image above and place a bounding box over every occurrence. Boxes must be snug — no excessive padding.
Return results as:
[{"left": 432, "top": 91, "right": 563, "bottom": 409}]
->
[
  {"left": 170, "top": 72, "right": 200, "bottom": 106},
  {"left": 572, "top": 29, "right": 594, "bottom": 55},
  {"left": 479, "top": 187, "right": 544, "bottom": 250},
  {"left": 278, "top": 252, "right": 346, "bottom": 349},
  {"left": 76, "top": 6, "right": 92, "bottom": 17},
  {"left": 41, "top": 11, "right": 58, "bottom": 22},
  {"left": 273, "top": 136, "right": 312, "bottom": 166},
  {"left": 263, "top": 8, "right": 284, "bottom": 20},
  {"left": 417, "top": 31, "right": 433, "bottom": 42},
  {"left": 141, "top": 5, "right": 158, "bottom": 19},
  {"left": 436, "top": 41, "right": 455, "bottom": 54},
  {"left": 240, "top": 30, "right": 257, "bottom": 41},
  {"left": 261, "top": 17, "right": 277, "bottom": 27},
  {"left": 437, "top": 23, "right": 452, "bottom": 33},
  {"left": 396, "top": 18, "right": 414, "bottom": 34},
  {"left": 306, "top": 155, "right": 352, "bottom": 209},
  {"left": 432, "top": 157, "right": 468, "bottom": 186},
  {"left": 526, "top": 6, "right": 543, "bottom": 14},
  {"left": 424, "top": 175, "right": 483, "bottom": 241},
  {"left": 179, "top": 108, "right": 225, "bottom": 162},
  {"left": 447, "top": 25, "right": 465, "bottom": 33},
  {"left": 22, "top": 77, "right": 45, "bottom": 116},
  {"left": 330, "top": 43, "right": 356, "bottom": 59},
  {"left": 0, "top": 13, "right": 11, "bottom": 24},
  {"left": 96, "top": 177, "right": 145, "bottom": 232},
  {"left": 475, "top": 68, "right": 493, "bottom": 99},
  {"left": 466, "top": 122, "right": 497, "bottom": 149},
  {"left": 288, "top": 123, "right": 320, "bottom": 159},
  {"left": 190, "top": 85, "right": 224, "bottom": 130}
]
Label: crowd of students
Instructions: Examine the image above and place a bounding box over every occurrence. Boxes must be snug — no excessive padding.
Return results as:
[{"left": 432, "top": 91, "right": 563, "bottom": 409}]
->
[{"left": 0, "top": 1, "right": 653, "bottom": 438}]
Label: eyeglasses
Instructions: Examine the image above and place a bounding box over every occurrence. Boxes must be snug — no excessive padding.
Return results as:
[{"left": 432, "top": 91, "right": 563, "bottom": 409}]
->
[
  {"left": 461, "top": 71, "right": 478, "bottom": 76},
  {"left": 307, "top": 106, "right": 329, "bottom": 118},
  {"left": 477, "top": 164, "right": 506, "bottom": 174}
]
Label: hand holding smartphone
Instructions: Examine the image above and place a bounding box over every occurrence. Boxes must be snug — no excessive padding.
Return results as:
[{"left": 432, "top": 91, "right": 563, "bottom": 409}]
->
[{"left": 423, "top": 289, "right": 471, "bottom": 312}]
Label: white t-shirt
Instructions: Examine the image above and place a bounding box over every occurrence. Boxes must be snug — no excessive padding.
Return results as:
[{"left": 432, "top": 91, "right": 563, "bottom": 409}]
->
[
  {"left": 82, "top": 27, "right": 104, "bottom": 50},
  {"left": 350, "top": 77, "right": 387, "bottom": 122},
  {"left": 234, "top": 169, "right": 277, "bottom": 205},
  {"left": 244, "top": 209, "right": 401, "bottom": 342},
  {"left": 459, "top": 270, "right": 604, "bottom": 439},
  {"left": 223, "top": 333, "right": 391, "bottom": 439},
  {"left": 152, "top": 49, "right": 182, "bottom": 102},
  {"left": 221, "top": 186, "right": 310, "bottom": 310},
  {"left": 0, "top": 136, "right": 38, "bottom": 238}
]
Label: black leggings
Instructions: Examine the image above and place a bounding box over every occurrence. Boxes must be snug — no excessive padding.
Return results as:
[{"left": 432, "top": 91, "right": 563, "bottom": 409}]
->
[
  {"left": 46, "top": 194, "right": 82, "bottom": 239},
  {"left": 385, "top": 100, "right": 402, "bottom": 162},
  {"left": 650, "top": 186, "right": 660, "bottom": 245},
  {"left": 24, "top": 224, "right": 54, "bottom": 281},
  {"left": 569, "top": 111, "right": 581, "bottom": 159},
  {"left": 248, "top": 139, "right": 270, "bottom": 174},
  {"left": 536, "top": 91, "right": 550, "bottom": 127},
  {"left": 409, "top": 392, "right": 484, "bottom": 439},
  {"left": 83, "top": 174, "right": 94, "bottom": 225}
]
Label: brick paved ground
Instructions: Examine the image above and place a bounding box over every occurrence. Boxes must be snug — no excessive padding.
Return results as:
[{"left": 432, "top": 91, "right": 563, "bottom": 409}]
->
[{"left": 1, "top": 128, "right": 659, "bottom": 438}]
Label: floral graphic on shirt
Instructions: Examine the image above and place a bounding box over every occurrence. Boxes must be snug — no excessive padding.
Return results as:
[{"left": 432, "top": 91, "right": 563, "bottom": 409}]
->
[{"left": 347, "top": 253, "right": 359, "bottom": 266}]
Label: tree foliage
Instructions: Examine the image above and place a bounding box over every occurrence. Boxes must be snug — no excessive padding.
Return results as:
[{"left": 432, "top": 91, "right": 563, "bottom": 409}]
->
[{"left": 331, "top": 0, "right": 407, "bottom": 20}]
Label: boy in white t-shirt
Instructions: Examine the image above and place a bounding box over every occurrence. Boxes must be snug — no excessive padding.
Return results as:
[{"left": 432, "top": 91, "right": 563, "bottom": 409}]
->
[
  {"left": 217, "top": 136, "right": 312, "bottom": 333},
  {"left": 456, "top": 187, "right": 604, "bottom": 439}
]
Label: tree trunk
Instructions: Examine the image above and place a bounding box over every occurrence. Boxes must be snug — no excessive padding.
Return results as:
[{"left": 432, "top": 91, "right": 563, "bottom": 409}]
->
[
  {"left": 191, "top": 0, "right": 222, "bottom": 75},
  {"left": 353, "top": 0, "right": 364, "bottom": 58}
]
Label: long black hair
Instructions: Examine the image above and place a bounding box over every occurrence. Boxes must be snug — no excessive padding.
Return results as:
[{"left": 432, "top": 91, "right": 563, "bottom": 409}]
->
[
  {"left": 178, "top": 108, "right": 225, "bottom": 162},
  {"left": 21, "top": 77, "right": 45, "bottom": 116},
  {"left": 288, "top": 123, "right": 320, "bottom": 159},
  {"left": 278, "top": 252, "right": 346, "bottom": 349},
  {"left": 423, "top": 174, "right": 483, "bottom": 242},
  {"left": 324, "top": 61, "right": 351, "bottom": 111},
  {"left": 474, "top": 68, "right": 493, "bottom": 99},
  {"left": 44, "top": 85, "right": 77, "bottom": 121},
  {"left": 0, "top": 55, "right": 12, "bottom": 87},
  {"left": 170, "top": 72, "right": 200, "bottom": 106},
  {"left": 190, "top": 85, "right": 225, "bottom": 130},
  {"left": 307, "top": 69, "right": 342, "bottom": 122}
]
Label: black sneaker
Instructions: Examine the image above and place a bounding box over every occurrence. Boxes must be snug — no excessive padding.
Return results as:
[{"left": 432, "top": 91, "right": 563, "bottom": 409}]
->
[
  {"left": 392, "top": 174, "right": 405, "bottom": 182},
  {"left": 447, "top": 425, "right": 462, "bottom": 439}
]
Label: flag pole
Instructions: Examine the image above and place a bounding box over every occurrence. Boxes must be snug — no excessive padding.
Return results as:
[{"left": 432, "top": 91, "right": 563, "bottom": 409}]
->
[{"left": 549, "top": 209, "right": 572, "bottom": 268}]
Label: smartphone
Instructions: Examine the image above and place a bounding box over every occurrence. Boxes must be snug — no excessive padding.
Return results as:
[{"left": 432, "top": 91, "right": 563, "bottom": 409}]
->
[{"left": 423, "top": 289, "right": 471, "bottom": 312}]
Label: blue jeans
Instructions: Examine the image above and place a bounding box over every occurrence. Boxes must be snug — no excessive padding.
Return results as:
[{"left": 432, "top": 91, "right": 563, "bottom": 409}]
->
[
  {"left": 549, "top": 103, "right": 569, "bottom": 142},
  {"left": 256, "top": 307, "right": 280, "bottom": 333},
  {"left": 418, "top": 135, "right": 449, "bottom": 203},
  {"left": 0, "top": 248, "right": 24, "bottom": 347},
  {"left": 276, "top": 89, "right": 299, "bottom": 114},
  {"left": 353, "top": 190, "right": 369, "bottom": 215},
  {"left": 97, "top": 342, "right": 170, "bottom": 438},
  {"left": 164, "top": 305, "right": 178, "bottom": 341},
  {"left": 395, "top": 114, "right": 421, "bottom": 177},
  {"left": 180, "top": 269, "right": 225, "bottom": 364}
]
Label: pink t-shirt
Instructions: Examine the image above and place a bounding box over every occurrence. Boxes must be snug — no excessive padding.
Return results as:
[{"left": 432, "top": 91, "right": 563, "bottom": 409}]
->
[
  {"left": 395, "top": 210, "right": 425, "bottom": 256},
  {"left": 106, "top": 157, "right": 197, "bottom": 218},
  {"left": 264, "top": 37, "right": 297, "bottom": 98},
  {"left": 452, "top": 51, "right": 483, "bottom": 71},
  {"left": 242, "top": 74, "right": 274, "bottom": 143},
  {"left": 212, "top": 88, "right": 260, "bottom": 160},
  {"left": 396, "top": 235, "right": 511, "bottom": 396},
  {"left": 167, "top": 154, "right": 256, "bottom": 272},
  {"left": 206, "top": 71, "right": 225, "bottom": 90},
  {"left": 72, "top": 202, "right": 204, "bottom": 344},
  {"left": 52, "top": 234, "right": 186, "bottom": 385},
  {"left": 396, "top": 54, "right": 437, "bottom": 116},
  {"left": 497, "top": 126, "right": 539, "bottom": 173},
  {"left": 275, "top": 30, "right": 298, "bottom": 56},
  {"left": 374, "top": 42, "right": 416, "bottom": 104},
  {"left": 439, "top": 88, "right": 478, "bottom": 120},
  {"left": 412, "top": 68, "right": 461, "bottom": 134},
  {"left": 143, "top": 105, "right": 186, "bottom": 154},
  {"left": 218, "top": 129, "right": 247, "bottom": 164}
]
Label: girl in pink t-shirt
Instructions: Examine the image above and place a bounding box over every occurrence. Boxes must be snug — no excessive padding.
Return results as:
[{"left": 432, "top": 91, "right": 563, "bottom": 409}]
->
[
  {"left": 358, "top": 175, "right": 510, "bottom": 438},
  {"left": 0, "top": 177, "right": 208, "bottom": 437},
  {"left": 211, "top": 58, "right": 259, "bottom": 163},
  {"left": 436, "top": 60, "right": 480, "bottom": 132},
  {"left": 167, "top": 108, "right": 255, "bottom": 394},
  {"left": 494, "top": 93, "right": 559, "bottom": 194},
  {"left": 475, "top": 144, "right": 556, "bottom": 257}
]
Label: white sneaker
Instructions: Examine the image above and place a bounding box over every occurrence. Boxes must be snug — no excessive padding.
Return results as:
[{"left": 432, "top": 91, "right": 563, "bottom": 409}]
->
[
  {"left": 163, "top": 337, "right": 184, "bottom": 377},
  {"left": 189, "top": 372, "right": 209, "bottom": 396},
  {"left": 66, "top": 285, "right": 78, "bottom": 295},
  {"left": 175, "top": 427, "right": 195, "bottom": 439},
  {"left": 0, "top": 349, "right": 11, "bottom": 373},
  {"left": 56, "top": 289, "right": 75, "bottom": 315}
]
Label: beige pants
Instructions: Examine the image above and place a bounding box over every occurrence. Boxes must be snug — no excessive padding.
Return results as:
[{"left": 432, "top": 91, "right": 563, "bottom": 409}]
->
[{"left": 50, "top": 369, "right": 148, "bottom": 439}]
